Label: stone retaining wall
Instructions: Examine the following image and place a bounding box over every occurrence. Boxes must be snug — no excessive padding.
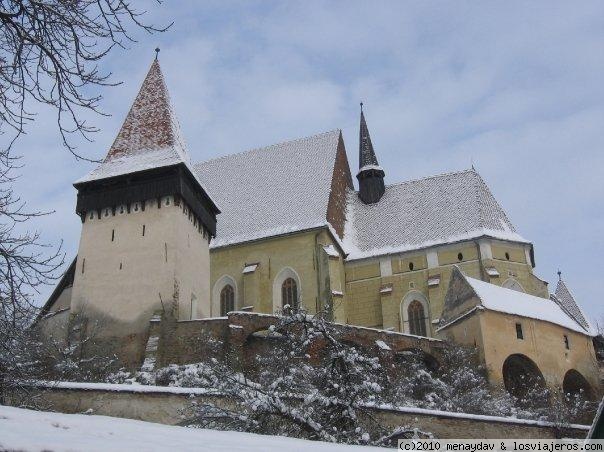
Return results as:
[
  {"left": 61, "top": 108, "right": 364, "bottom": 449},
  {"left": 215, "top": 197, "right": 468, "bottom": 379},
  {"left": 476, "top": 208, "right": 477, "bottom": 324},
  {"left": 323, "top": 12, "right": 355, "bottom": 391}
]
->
[{"left": 18, "top": 384, "right": 590, "bottom": 440}]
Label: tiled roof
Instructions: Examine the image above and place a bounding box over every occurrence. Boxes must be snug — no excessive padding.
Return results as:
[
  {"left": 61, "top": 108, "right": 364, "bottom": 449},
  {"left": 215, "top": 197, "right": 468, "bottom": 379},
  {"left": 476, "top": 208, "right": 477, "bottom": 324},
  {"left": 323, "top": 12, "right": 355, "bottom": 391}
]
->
[
  {"left": 344, "top": 169, "right": 528, "bottom": 260},
  {"left": 76, "top": 59, "right": 193, "bottom": 184},
  {"left": 462, "top": 273, "right": 589, "bottom": 335},
  {"left": 553, "top": 279, "right": 593, "bottom": 333},
  {"left": 194, "top": 130, "right": 342, "bottom": 249},
  {"left": 358, "top": 110, "right": 380, "bottom": 170}
]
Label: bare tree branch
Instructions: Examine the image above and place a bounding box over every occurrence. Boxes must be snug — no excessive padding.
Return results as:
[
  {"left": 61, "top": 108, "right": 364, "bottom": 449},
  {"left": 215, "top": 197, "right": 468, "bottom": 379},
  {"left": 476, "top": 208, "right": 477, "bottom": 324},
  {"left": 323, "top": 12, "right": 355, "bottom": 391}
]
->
[{"left": 0, "top": 0, "right": 171, "bottom": 159}]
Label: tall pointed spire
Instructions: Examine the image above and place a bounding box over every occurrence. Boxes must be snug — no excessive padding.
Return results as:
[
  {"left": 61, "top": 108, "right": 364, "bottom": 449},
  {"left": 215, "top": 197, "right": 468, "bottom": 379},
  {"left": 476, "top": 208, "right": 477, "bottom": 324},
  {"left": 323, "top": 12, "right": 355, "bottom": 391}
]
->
[
  {"left": 356, "top": 103, "right": 385, "bottom": 204},
  {"left": 74, "top": 54, "right": 219, "bottom": 235},
  {"left": 105, "top": 57, "right": 189, "bottom": 164}
]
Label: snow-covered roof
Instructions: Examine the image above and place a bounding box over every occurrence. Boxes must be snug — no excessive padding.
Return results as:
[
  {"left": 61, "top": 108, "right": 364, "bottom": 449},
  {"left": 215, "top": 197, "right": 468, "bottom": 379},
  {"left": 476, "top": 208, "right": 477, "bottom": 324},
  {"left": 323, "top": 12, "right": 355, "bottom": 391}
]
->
[
  {"left": 463, "top": 274, "right": 591, "bottom": 335},
  {"left": 344, "top": 169, "right": 528, "bottom": 260},
  {"left": 76, "top": 59, "right": 196, "bottom": 186},
  {"left": 553, "top": 278, "right": 594, "bottom": 334},
  {"left": 195, "top": 130, "right": 341, "bottom": 249}
]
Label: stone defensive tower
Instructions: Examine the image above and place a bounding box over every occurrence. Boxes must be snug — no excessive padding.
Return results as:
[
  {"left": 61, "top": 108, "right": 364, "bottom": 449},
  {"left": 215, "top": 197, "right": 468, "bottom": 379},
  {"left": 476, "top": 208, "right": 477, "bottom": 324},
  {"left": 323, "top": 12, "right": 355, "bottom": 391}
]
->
[{"left": 69, "top": 57, "right": 219, "bottom": 365}]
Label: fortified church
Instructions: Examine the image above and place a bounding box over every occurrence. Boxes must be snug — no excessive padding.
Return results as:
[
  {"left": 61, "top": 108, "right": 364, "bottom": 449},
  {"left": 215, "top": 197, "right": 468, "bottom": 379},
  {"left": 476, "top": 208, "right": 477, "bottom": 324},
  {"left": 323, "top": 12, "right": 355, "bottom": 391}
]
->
[{"left": 39, "top": 57, "right": 601, "bottom": 400}]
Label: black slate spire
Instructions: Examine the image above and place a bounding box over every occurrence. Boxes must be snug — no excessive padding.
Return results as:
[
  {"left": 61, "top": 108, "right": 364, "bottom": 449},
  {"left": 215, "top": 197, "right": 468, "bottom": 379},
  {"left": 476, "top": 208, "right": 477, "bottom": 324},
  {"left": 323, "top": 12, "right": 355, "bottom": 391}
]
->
[{"left": 357, "top": 104, "right": 385, "bottom": 204}]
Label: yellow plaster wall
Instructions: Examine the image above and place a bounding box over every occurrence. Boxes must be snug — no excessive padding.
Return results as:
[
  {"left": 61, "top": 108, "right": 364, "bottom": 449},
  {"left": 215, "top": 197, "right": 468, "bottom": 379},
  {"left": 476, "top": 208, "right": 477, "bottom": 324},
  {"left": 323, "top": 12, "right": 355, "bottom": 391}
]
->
[
  {"left": 209, "top": 231, "right": 320, "bottom": 316},
  {"left": 479, "top": 310, "right": 600, "bottom": 392},
  {"left": 438, "top": 244, "right": 478, "bottom": 265},
  {"left": 491, "top": 242, "right": 527, "bottom": 263}
]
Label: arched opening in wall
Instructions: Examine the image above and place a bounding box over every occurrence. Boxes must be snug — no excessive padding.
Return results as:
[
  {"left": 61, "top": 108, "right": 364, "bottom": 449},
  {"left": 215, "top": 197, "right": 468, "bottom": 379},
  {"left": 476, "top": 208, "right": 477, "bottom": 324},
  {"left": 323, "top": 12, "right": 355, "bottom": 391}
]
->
[
  {"left": 282, "top": 277, "right": 298, "bottom": 311},
  {"left": 243, "top": 328, "right": 287, "bottom": 378},
  {"left": 401, "top": 291, "right": 431, "bottom": 337},
  {"left": 408, "top": 301, "right": 427, "bottom": 337},
  {"left": 220, "top": 284, "right": 235, "bottom": 316},
  {"left": 563, "top": 369, "right": 595, "bottom": 401},
  {"left": 502, "top": 354, "right": 546, "bottom": 399},
  {"left": 502, "top": 278, "right": 525, "bottom": 293},
  {"left": 272, "top": 267, "right": 302, "bottom": 314},
  {"left": 212, "top": 275, "right": 238, "bottom": 317},
  {"left": 395, "top": 348, "right": 440, "bottom": 373}
]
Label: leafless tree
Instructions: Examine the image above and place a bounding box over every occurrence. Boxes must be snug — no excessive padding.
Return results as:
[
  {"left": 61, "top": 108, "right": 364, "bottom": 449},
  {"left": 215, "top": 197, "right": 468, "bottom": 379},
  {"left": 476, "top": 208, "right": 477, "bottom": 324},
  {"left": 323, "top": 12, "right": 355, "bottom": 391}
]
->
[
  {"left": 0, "top": 0, "right": 170, "bottom": 158},
  {"left": 0, "top": 156, "right": 64, "bottom": 404},
  {"left": 0, "top": 0, "right": 168, "bottom": 404}
]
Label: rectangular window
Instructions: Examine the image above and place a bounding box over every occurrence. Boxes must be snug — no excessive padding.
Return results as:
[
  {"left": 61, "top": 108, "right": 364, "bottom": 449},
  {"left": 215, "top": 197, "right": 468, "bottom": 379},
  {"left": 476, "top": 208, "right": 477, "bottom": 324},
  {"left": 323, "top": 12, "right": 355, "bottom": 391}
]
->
[
  {"left": 564, "top": 335, "right": 570, "bottom": 350},
  {"left": 81, "top": 258, "right": 85, "bottom": 274},
  {"left": 142, "top": 225, "right": 145, "bottom": 236},
  {"left": 190, "top": 294, "right": 197, "bottom": 320},
  {"left": 111, "top": 229, "right": 115, "bottom": 242},
  {"left": 515, "top": 323, "right": 523, "bottom": 340}
]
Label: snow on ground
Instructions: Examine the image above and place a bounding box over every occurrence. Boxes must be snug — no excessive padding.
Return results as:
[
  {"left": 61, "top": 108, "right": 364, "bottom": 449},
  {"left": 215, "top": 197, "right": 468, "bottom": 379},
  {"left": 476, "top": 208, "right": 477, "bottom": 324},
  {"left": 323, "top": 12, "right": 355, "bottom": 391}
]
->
[{"left": 0, "top": 405, "right": 382, "bottom": 452}]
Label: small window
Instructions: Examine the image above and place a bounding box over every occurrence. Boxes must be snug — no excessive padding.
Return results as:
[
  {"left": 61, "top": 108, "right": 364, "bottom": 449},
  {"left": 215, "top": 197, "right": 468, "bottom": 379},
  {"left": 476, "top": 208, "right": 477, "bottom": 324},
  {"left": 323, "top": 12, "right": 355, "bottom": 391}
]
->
[
  {"left": 409, "top": 262, "right": 414, "bottom": 271},
  {"left": 111, "top": 229, "right": 115, "bottom": 242},
  {"left": 564, "top": 335, "right": 570, "bottom": 350},
  {"left": 505, "top": 252, "right": 510, "bottom": 261},
  {"left": 515, "top": 323, "right": 523, "bottom": 340},
  {"left": 220, "top": 285, "right": 235, "bottom": 316},
  {"left": 408, "top": 300, "right": 427, "bottom": 336},
  {"left": 142, "top": 225, "right": 146, "bottom": 236},
  {"left": 409, "top": 281, "right": 415, "bottom": 289},
  {"left": 457, "top": 252, "right": 463, "bottom": 261},
  {"left": 282, "top": 278, "right": 298, "bottom": 311},
  {"left": 81, "top": 258, "right": 86, "bottom": 274}
]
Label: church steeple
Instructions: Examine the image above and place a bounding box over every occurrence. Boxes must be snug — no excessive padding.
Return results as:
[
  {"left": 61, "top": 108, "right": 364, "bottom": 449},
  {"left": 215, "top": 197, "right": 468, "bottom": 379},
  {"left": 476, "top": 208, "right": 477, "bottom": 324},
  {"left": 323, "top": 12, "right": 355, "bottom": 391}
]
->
[
  {"left": 104, "top": 57, "right": 189, "bottom": 163},
  {"left": 357, "top": 103, "right": 385, "bottom": 204},
  {"left": 74, "top": 54, "right": 219, "bottom": 235}
]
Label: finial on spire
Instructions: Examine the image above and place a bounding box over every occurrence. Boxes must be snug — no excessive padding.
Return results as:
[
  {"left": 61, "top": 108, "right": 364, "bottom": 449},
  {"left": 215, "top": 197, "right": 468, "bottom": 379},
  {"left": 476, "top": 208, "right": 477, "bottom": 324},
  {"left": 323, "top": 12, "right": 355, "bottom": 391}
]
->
[
  {"left": 155, "top": 47, "right": 160, "bottom": 60},
  {"left": 360, "top": 101, "right": 363, "bottom": 112},
  {"left": 557, "top": 269, "right": 562, "bottom": 281}
]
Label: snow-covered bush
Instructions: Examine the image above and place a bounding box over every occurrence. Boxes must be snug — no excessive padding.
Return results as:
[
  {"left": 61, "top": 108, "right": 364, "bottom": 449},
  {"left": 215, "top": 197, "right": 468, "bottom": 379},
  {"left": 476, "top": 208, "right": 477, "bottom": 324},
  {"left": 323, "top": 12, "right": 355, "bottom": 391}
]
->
[
  {"left": 183, "top": 308, "right": 401, "bottom": 446},
  {"left": 386, "top": 346, "right": 517, "bottom": 416}
]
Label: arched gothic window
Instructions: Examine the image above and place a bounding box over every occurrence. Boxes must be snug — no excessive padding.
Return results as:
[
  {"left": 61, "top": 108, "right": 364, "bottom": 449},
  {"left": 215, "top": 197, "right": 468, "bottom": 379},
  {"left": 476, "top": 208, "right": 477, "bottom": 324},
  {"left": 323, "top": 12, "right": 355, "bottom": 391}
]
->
[
  {"left": 408, "top": 300, "right": 427, "bottom": 336},
  {"left": 282, "top": 278, "right": 298, "bottom": 310},
  {"left": 220, "top": 284, "right": 235, "bottom": 316}
]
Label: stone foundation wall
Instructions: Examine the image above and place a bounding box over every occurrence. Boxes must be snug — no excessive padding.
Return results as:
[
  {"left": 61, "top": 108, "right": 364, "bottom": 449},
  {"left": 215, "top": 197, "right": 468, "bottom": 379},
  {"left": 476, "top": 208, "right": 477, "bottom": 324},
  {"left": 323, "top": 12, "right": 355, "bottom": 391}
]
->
[
  {"left": 20, "top": 384, "right": 590, "bottom": 439},
  {"left": 150, "top": 311, "right": 447, "bottom": 370}
]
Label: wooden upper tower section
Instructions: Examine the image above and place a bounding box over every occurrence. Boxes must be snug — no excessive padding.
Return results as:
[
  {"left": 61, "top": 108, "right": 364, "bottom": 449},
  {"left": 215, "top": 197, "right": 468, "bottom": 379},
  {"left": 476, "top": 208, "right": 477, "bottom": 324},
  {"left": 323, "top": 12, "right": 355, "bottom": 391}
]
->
[{"left": 73, "top": 56, "right": 219, "bottom": 236}]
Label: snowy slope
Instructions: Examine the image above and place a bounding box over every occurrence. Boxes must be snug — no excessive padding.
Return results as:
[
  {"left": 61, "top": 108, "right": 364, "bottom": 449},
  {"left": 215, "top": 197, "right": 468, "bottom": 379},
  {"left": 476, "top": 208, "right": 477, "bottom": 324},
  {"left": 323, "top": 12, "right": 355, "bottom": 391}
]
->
[{"left": 0, "top": 405, "right": 382, "bottom": 452}]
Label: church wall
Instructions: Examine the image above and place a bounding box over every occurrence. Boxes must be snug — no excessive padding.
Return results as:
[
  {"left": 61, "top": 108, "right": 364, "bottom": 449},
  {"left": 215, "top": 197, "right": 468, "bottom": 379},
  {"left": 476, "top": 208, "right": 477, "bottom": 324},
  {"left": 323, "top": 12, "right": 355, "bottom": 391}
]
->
[
  {"left": 69, "top": 196, "right": 211, "bottom": 366},
  {"left": 491, "top": 242, "right": 527, "bottom": 264},
  {"left": 50, "top": 286, "right": 73, "bottom": 312},
  {"left": 435, "top": 312, "right": 486, "bottom": 362},
  {"left": 329, "top": 238, "right": 547, "bottom": 336},
  {"left": 437, "top": 243, "right": 479, "bottom": 265},
  {"left": 209, "top": 230, "right": 321, "bottom": 316},
  {"left": 478, "top": 310, "right": 600, "bottom": 394}
]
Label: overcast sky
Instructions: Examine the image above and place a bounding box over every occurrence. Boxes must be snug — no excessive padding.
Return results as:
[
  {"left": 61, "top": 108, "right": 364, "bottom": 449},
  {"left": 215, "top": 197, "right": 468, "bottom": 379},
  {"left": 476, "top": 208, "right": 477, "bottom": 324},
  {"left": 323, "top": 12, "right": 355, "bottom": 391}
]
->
[{"left": 10, "top": 1, "right": 604, "bottom": 322}]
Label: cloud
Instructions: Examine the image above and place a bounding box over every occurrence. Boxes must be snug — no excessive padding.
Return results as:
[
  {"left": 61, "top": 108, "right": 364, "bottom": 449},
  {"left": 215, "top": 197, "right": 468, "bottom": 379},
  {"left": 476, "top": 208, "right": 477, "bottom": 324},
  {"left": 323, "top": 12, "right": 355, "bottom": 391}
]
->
[{"left": 7, "top": 1, "right": 604, "bottom": 322}]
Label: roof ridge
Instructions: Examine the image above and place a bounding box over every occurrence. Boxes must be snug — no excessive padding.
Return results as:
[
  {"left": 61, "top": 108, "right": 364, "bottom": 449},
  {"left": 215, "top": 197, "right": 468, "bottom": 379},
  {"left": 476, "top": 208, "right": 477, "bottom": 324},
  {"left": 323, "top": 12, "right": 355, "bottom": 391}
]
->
[
  {"left": 384, "top": 167, "right": 476, "bottom": 189},
  {"left": 194, "top": 129, "right": 341, "bottom": 167},
  {"left": 474, "top": 169, "right": 486, "bottom": 229}
]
